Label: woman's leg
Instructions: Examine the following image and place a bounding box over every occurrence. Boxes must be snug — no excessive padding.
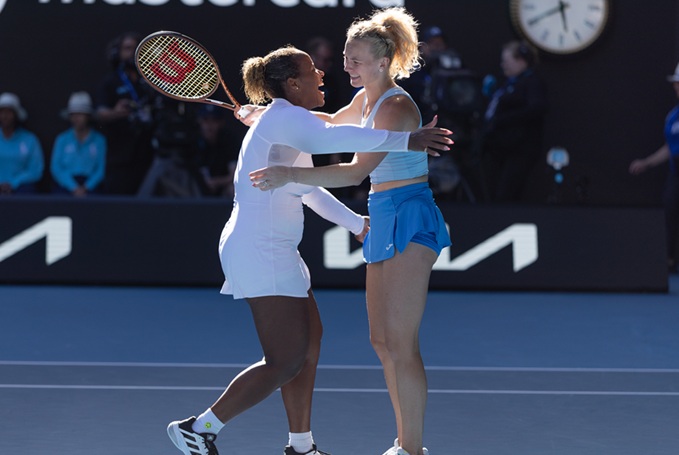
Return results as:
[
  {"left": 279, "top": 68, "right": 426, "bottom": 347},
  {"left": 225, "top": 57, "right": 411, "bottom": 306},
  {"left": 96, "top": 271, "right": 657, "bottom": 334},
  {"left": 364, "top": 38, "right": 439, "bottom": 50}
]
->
[
  {"left": 367, "top": 243, "right": 437, "bottom": 455},
  {"left": 280, "top": 290, "right": 323, "bottom": 433},
  {"left": 210, "top": 295, "right": 312, "bottom": 424}
]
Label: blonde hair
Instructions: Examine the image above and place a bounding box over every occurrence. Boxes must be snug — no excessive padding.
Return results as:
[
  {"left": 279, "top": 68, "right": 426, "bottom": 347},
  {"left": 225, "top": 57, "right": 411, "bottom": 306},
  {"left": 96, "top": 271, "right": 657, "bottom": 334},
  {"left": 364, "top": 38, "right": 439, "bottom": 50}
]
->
[
  {"left": 242, "top": 46, "right": 305, "bottom": 104},
  {"left": 346, "top": 7, "right": 421, "bottom": 80}
]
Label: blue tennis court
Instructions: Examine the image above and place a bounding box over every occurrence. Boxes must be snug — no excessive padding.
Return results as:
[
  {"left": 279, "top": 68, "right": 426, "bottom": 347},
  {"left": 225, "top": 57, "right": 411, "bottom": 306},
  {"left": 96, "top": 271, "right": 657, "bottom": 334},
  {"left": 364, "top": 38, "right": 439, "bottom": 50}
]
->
[{"left": 1, "top": 277, "right": 678, "bottom": 454}]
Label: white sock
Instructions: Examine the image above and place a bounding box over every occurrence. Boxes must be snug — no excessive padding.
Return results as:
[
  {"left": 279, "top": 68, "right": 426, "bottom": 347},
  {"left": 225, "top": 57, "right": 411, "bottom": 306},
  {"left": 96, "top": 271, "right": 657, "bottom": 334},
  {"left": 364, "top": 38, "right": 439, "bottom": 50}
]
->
[
  {"left": 192, "top": 408, "right": 225, "bottom": 435},
  {"left": 289, "top": 431, "right": 314, "bottom": 453}
]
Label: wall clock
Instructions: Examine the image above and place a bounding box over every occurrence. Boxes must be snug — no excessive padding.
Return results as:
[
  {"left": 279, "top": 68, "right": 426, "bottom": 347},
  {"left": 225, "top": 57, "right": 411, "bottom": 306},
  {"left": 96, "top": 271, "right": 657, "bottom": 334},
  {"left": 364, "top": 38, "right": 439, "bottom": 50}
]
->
[{"left": 510, "top": 0, "right": 610, "bottom": 54}]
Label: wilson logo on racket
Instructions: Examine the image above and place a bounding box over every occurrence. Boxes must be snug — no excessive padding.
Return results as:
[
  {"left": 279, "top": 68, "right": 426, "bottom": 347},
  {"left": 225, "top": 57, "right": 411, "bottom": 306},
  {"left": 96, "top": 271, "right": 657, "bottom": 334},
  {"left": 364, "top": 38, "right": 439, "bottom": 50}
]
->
[{"left": 150, "top": 41, "right": 196, "bottom": 84}]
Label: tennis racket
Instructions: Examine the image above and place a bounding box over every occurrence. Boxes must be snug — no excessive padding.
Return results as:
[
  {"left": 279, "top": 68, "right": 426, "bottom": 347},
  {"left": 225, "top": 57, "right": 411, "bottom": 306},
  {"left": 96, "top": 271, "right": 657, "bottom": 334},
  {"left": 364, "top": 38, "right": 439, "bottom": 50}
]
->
[{"left": 135, "top": 31, "right": 248, "bottom": 117}]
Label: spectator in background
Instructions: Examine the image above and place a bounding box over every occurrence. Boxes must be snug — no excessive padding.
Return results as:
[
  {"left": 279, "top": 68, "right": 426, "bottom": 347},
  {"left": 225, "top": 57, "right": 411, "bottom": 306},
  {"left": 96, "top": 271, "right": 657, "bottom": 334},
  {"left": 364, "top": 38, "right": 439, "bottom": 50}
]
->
[
  {"left": 629, "top": 62, "right": 679, "bottom": 273},
  {"left": 192, "top": 104, "right": 240, "bottom": 198},
  {"left": 50, "top": 92, "right": 107, "bottom": 196},
  {"left": 0, "top": 92, "right": 44, "bottom": 195},
  {"left": 481, "top": 40, "right": 547, "bottom": 203},
  {"left": 95, "top": 31, "right": 157, "bottom": 195}
]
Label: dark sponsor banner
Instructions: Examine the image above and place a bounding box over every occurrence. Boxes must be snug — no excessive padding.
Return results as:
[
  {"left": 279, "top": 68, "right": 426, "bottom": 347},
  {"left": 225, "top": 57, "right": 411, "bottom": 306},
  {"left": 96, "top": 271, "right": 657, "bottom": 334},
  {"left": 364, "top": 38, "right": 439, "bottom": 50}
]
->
[
  {"left": 303, "top": 202, "right": 669, "bottom": 293},
  {"left": 0, "top": 197, "right": 668, "bottom": 292},
  {"left": 0, "top": 197, "right": 229, "bottom": 286}
]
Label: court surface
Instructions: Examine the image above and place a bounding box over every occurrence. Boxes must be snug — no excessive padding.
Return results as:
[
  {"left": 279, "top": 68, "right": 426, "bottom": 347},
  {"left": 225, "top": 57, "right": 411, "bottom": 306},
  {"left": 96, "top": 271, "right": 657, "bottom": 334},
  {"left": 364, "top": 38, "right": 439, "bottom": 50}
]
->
[{"left": 1, "top": 276, "right": 678, "bottom": 455}]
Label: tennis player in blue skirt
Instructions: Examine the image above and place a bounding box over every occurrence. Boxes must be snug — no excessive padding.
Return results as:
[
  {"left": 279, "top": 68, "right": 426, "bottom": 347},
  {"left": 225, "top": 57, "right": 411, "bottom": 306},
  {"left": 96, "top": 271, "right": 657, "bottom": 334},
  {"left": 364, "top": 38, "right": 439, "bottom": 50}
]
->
[{"left": 249, "top": 8, "right": 451, "bottom": 455}]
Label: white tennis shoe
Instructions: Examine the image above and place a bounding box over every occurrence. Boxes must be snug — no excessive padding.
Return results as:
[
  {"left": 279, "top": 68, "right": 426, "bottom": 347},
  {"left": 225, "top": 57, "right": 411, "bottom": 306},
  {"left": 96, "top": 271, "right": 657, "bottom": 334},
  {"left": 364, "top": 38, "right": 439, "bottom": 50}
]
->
[
  {"left": 384, "top": 438, "right": 430, "bottom": 455},
  {"left": 167, "top": 416, "right": 219, "bottom": 455}
]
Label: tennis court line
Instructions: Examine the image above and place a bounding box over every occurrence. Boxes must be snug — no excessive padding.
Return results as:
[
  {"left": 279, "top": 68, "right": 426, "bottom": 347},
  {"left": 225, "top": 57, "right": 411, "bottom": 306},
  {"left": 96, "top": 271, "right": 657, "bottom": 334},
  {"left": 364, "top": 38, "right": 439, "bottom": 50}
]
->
[
  {"left": 2, "top": 383, "right": 679, "bottom": 396},
  {"left": 2, "top": 360, "right": 679, "bottom": 373}
]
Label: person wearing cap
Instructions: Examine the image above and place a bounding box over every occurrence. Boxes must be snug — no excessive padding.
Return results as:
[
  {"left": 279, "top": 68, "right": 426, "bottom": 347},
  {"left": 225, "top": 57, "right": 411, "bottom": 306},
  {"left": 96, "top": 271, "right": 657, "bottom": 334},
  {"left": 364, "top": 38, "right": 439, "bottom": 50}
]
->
[
  {"left": 50, "top": 92, "right": 107, "bottom": 196},
  {"left": 629, "top": 63, "right": 679, "bottom": 272},
  {"left": 0, "top": 92, "right": 44, "bottom": 195}
]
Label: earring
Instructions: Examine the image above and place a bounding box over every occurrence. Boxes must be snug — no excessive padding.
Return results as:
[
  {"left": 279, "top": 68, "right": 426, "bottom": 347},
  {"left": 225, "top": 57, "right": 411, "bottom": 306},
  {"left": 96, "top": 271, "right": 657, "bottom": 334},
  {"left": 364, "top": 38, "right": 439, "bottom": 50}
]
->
[{"left": 379, "top": 68, "right": 384, "bottom": 73}]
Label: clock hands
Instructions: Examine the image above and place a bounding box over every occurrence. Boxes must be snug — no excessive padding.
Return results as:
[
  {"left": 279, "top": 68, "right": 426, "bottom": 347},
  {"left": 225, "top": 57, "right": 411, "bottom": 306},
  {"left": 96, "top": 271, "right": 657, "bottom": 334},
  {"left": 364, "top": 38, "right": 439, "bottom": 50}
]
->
[
  {"left": 558, "top": 0, "right": 569, "bottom": 32},
  {"left": 527, "top": 1, "right": 571, "bottom": 31}
]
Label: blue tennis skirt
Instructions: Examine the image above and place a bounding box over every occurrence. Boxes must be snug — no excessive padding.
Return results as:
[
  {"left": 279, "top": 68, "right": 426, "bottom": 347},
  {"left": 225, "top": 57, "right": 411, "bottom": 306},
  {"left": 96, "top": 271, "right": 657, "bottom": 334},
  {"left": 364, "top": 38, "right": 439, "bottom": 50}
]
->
[{"left": 363, "top": 182, "right": 451, "bottom": 264}]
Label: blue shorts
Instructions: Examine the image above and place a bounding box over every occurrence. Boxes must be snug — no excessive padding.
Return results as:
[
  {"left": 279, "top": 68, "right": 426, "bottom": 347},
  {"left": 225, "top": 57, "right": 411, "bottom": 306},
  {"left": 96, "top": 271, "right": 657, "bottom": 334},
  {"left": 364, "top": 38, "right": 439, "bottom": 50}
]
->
[{"left": 363, "top": 182, "right": 452, "bottom": 264}]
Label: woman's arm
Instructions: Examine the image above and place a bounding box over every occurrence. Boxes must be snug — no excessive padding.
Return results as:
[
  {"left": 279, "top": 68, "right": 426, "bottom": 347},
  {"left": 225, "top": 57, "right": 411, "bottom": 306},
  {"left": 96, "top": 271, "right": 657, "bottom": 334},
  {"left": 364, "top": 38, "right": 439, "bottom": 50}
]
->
[
  {"left": 311, "top": 89, "right": 364, "bottom": 124},
  {"left": 255, "top": 152, "right": 385, "bottom": 189},
  {"left": 13, "top": 134, "right": 44, "bottom": 189},
  {"left": 629, "top": 143, "right": 670, "bottom": 175},
  {"left": 250, "top": 94, "right": 424, "bottom": 190},
  {"left": 50, "top": 135, "right": 76, "bottom": 191},
  {"left": 264, "top": 103, "right": 449, "bottom": 156},
  {"left": 302, "top": 186, "right": 365, "bottom": 234}
]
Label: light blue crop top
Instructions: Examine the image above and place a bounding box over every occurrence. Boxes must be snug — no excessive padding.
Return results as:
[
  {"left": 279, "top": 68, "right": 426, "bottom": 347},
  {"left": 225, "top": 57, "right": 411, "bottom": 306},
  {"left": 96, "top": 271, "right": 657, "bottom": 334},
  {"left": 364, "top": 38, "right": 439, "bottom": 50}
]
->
[{"left": 362, "top": 86, "right": 428, "bottom": 185}]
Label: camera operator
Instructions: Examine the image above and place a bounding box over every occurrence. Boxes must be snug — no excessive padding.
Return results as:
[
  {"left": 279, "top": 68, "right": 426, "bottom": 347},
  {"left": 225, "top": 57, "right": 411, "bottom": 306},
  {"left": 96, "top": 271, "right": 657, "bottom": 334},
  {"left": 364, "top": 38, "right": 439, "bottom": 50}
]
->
[
  {"left": 137, "top": 99, "right": 210, "bottom": 198},
  {"left": 401, "top": 26, "right": 463, "bottom": 122},
  {"left": 95, "top": 31, "right": 158, "bottom": 195},
  {"left": 402, "top": 26, "right": 485, "bottom": 202}
]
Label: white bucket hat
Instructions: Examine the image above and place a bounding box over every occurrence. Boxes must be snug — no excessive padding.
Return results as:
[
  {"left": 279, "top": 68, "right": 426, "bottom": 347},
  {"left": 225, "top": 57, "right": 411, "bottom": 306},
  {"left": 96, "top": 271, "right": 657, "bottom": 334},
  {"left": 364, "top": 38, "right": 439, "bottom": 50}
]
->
[
  {"left": 65, "top": 91, "right": 94, "bottom": 115},
  {"left": 667, "top": 62, "right": 679, "bottom": 82},
  {"left": 0, "top": 92, "right": 28, "bottom": 122}
]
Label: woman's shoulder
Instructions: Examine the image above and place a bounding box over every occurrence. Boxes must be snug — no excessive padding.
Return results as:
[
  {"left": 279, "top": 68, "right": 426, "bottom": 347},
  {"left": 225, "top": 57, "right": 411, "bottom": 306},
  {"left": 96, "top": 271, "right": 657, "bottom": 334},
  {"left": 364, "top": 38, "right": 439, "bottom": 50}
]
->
[
  {"left": 376, "top": 90, "right": 420, "bottom": 128},
  {"left": 265, "top": 99, "right": 309, "bottom": 117}
]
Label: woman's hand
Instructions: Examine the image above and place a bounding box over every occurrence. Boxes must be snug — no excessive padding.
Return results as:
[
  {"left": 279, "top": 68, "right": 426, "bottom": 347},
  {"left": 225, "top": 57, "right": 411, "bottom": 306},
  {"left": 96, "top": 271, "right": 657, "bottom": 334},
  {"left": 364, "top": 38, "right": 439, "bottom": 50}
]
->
[
  {"left": 629, "top": 159, "right": 650, "bottom": 175},
  {"left": 235, "top": 104, "right": 264, "bottom": 127},
  {"left": 355, "top": 216, "right": 370, "bottom": 243},
  {"left": 249, "top": 166, "right": 293, "bottom": 190},
  {"left": 408, "top": 116, "right": 453, "bottom": 156}
]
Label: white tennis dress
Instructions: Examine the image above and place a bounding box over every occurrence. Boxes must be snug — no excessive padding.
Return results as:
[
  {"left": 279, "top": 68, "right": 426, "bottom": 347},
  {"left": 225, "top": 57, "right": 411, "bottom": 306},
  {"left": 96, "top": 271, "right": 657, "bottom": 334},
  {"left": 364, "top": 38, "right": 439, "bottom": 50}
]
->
[{"left": 219, "top": 98, "right": 412, "bottom": 299}]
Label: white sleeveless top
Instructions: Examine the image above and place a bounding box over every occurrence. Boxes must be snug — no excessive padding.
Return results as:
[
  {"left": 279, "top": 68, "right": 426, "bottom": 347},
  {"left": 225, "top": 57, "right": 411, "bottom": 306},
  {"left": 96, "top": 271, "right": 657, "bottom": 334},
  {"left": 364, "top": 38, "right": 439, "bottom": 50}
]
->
[{"left": 362, "top": 86, "right": 428, "bottom": 185}]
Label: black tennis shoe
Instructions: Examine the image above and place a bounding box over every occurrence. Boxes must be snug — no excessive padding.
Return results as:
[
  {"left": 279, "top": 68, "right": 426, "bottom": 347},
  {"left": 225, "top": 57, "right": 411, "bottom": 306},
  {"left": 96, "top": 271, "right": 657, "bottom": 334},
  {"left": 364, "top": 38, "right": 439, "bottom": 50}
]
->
[
  {"left": 168, "top": 416, "right": 219, "bottom": 455},
  {"left": 284, "top": 444, "right": 331, "bottom": 455}
]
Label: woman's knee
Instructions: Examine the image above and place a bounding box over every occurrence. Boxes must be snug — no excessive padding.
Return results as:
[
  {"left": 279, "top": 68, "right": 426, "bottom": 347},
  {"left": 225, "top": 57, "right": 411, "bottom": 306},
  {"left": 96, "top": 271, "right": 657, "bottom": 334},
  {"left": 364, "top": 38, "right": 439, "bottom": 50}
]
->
[
  {"left": 371, "top": 331, "right": 418, "bottom": 362},
  {"left": 266, "top": 352, "right": 308, "bottom": 384}
]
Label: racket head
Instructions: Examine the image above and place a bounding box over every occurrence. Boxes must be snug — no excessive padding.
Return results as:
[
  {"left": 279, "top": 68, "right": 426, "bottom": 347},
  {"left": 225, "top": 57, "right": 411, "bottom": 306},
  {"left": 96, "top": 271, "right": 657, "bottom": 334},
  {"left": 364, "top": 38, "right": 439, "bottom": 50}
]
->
[{"left": 135, "top": 31, "right": 230, "bottom": 106}]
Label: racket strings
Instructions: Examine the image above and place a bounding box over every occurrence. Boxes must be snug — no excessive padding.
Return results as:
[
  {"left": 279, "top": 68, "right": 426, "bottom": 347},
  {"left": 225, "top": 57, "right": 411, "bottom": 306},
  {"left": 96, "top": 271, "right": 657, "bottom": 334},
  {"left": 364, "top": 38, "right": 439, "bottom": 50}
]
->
[{"left": 137, "top": 35, "right": 219, "bottom": 100}]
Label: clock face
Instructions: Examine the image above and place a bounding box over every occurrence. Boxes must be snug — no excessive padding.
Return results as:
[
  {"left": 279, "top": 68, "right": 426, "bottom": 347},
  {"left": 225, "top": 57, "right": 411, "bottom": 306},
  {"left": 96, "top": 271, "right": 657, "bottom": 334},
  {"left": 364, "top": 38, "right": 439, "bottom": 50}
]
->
[{"left": 510, "top": 0, "right": 609, "bottom": 54}]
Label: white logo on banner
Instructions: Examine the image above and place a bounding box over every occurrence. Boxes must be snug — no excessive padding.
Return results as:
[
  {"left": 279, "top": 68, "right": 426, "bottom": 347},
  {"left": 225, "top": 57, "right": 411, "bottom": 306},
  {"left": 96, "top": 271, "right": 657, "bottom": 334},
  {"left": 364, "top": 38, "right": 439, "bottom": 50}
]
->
[
  {"left": 0, "top": 217, "right": 72, "bottom": 266},
  {"left": 33, "top": 0, "right": 403, "bottom": 7},
  {"left": 323, "top": 223, "right": 538, "bottom": 272},
  {"left": 434, "top": 223, "right": 538, "bottom": 272}
]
